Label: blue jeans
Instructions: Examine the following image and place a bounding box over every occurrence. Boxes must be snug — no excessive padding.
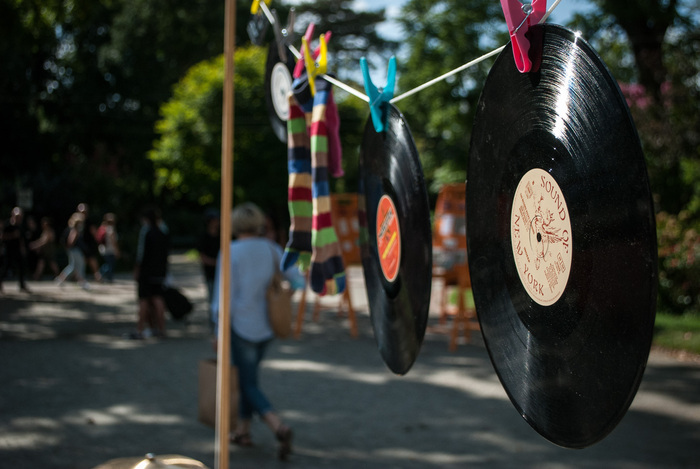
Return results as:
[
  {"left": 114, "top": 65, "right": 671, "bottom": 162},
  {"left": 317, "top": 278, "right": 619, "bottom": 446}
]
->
[
  {"left": 100, "top": 253, "right": 116, "bottom": 282},
  {"left": 59, "top": 247, "right": 86, "bottom": 281},
  {"left": 231, "top": 330, "right": 273, "bottom": 420}
]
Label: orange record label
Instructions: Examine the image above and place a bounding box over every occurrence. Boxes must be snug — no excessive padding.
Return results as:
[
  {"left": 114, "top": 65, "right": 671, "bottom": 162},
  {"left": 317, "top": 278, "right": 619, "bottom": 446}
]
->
[
  {"left": 511, "top": 168, "right": 572, "bottom": 306},
  {"left": 376, "top": 194, "right": 401, "bottom": 282}
]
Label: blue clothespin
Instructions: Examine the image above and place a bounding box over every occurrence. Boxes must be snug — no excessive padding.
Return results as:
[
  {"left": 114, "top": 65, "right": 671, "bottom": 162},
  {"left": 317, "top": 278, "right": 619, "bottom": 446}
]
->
[{"left": 360, "top": 56, "right": 396, "bottom": 133}]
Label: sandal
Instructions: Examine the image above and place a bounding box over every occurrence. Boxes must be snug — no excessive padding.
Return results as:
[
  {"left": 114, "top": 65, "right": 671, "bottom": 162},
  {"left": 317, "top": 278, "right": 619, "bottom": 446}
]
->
[
  {"left": 230, "top": 432, "right": 254, "bottom": 447},
  {"left": 276, "top": 425, "right": 293, "bottom": 461}
]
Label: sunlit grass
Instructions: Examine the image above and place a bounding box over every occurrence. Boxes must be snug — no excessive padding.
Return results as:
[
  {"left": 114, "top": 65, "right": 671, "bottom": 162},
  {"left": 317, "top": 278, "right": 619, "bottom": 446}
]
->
[{"left": 654, "top": 312, "right": 700, "bottom": 355}]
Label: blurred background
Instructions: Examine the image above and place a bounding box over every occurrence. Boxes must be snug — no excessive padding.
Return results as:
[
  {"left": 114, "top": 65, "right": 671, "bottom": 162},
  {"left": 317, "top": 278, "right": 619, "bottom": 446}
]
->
[{"left": 2, "top": 0, "right": 698, "bottom": 349}]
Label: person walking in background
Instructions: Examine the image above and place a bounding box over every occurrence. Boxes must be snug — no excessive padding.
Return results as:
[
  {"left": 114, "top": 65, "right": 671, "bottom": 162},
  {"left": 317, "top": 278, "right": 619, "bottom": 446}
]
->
[
  {"left": 23, "top": 214, "right": 40, "bottom": 276},
  {"left": 197, "top": 209, "right": 220, "bottom": 329},
  {"left": 0, "top": 207, "right": 31, "bottom": 293},
  {"left": 132, "top": 206, "right": 170, "bottom": 339},
  {"left": 55, "top": 212, "right": 90, "bottom": 290},
  {"left": 30, "top": 217, "right": 60, "bottom": 280},
  {"left": 76, "top": 203, "right": 102, "bottom": 282},
  {"left": 0, "top": 220, "right": 5, "bottom": 284},
  {"left": 98, "top": 213, "right": 120, "bottom": 283},
  {"left": 212, "top": 202, "right": 299, "bottom": 460}
]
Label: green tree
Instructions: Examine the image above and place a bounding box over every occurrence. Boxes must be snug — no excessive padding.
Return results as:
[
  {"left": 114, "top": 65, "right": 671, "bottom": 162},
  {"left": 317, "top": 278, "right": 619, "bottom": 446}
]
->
[
  {"left": 570, "top": 1, "right": 700, "bottom": 314},
  {"left": 394, "top": 0, "right": 699, "bottom": 314},
  {"left": 0, "top": 0, "right": 389, "bottom": 218},
  {"left": 288, "top": 0, "right": 397, "bottom": 79},
  {"left": 642, "top": 27, "right": 700, "bottom": 315},
  {"left": 148, "top": 45, "right": 369, "bottom": 236},
  {"left": 0, "top": 0, "right": 272, "bottom": 240},
  {"left": 395, "top": 0, "right": 505, "bottom": 194},
  {"left": 587, "top": 0, "right": 680, "bottom": 102},
  {"left": 0, "top": 0, "right": 64, "bottom": 210},
  {"left": 149, "top": 47, "right": 286, "bottom": 212},
  {"left": 568, "top": 0, "right": 698, "bottom": 213}
]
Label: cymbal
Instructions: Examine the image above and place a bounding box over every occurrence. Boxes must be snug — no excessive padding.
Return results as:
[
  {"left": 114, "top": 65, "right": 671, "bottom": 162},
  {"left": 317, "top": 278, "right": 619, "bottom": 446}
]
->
[{"left": 92, "top": 453, "right": 209, "bottom": 469}]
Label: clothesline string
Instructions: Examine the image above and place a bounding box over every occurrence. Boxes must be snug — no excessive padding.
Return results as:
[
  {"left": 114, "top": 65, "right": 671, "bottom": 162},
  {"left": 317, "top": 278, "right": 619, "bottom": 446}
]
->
[
  {"left": 271, "top": 0, "right": 562, "bottom": 104},
  {"left": 390, "top": 46, "right": 505, "bottom": 104},
  {"left": 286, "top": 42, "right": 371, "bottom": 102},
  {"left": 391, "top": 0, "right": 562, "bottom": 103}
]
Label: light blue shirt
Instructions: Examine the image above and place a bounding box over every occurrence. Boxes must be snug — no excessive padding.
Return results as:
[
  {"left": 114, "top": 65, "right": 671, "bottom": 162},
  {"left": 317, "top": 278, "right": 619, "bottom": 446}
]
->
[{"left": 211, "top": 237, "right": 304, "bottom": 342}]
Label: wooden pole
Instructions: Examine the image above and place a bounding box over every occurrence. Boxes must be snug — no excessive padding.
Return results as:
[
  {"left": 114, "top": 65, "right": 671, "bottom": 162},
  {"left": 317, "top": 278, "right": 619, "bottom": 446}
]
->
[{"left": 216, "top": 0, "right": 235, "bottom": 468}]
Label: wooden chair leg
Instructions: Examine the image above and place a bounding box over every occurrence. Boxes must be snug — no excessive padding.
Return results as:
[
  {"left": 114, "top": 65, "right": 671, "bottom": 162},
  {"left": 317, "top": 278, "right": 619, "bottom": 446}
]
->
[
  {"left": 463, "top": 288, "right": 472, "bottom": 344},
  {"left": 463, "top": 310, "right": 471, "bottom": 344},
  {"left": 294, "top": 283, "right": 308, "bottom": 339},
  {"left": 439, "top": 279, "right": 448, "bottom": 325},
  {"left": 312, "top": 297, "right": 321, "bottom": 322},
  {"left": 344, "top": 288, "right": 358, "bottom": 338},
  {"left": 337, "top": 294, "right": 345, "bottom": 317},
  {"left": 448, "top": 289, "right": 459, "bottom": 351},
  {"left": 449, "top": 311, "right": 460, "bottom": 352},
  {"left": 299, "top": 276, "right": 359, "bottom": 338},
  {"left": 450, "top": 288, "right": 470, "bottom": 351}
]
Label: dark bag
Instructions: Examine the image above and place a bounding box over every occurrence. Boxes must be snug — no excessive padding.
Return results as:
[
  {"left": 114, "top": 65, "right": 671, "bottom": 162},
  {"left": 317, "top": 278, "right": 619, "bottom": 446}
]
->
[
  {"left": 266, "top": 245, "right": 293, "bottom": 338},
  {"left": 163, "top": 286, "right": 193, "bottom": 320}
]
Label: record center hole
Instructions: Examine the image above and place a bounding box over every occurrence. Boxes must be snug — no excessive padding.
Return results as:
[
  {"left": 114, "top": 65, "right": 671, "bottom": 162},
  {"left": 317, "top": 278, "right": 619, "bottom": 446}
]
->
[{"left": 537, "top": 233, "right": 542, "bottom": 243}]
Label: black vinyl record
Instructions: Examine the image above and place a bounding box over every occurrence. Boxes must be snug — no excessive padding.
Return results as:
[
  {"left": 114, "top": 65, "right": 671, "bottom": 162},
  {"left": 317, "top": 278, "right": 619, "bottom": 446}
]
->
[
  {"left": 359, "top": 104, "right": 432, "bottom": 375},
  {"left": 466, "top": 24, "right": 657, "bottom": 448},
  {"left": 265, "top": 40, "right": 296, "bottom": 143}
]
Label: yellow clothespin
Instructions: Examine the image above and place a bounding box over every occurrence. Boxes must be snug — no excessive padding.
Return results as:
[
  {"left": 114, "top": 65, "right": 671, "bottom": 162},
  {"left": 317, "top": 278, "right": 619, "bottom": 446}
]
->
[
  {"left": 302, "top": 34, "right": 327, "bottom": 96},
  {"left": 250, "top": 0, "right": 271, "bottom": 15}
]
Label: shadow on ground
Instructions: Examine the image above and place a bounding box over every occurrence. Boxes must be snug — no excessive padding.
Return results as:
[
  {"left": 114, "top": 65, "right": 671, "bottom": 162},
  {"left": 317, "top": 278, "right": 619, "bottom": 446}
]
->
[{"left": 1, "top": 255, "right": 699, "bottom": 468}]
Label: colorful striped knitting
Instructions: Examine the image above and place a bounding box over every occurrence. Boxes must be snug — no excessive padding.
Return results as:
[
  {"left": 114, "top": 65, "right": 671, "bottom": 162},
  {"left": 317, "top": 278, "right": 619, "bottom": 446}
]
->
[
  {"left": 281, "top": 93, "right": 313, "bottom": 272},
  {"left": 283, "top": 76, "right": 346, "bottom": 296}
]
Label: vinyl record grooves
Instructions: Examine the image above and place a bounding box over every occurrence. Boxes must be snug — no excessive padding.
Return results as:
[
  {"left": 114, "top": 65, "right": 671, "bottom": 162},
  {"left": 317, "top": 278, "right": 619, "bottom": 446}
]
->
[
  {"left": 466, "top": 24, "right": 657, "bottom": 448},
  {"left": 264, "top": 40, "right": 296, "bottom": 143},
  {"left": 359, "top": 104, "right": 432, "bottom": 375}
]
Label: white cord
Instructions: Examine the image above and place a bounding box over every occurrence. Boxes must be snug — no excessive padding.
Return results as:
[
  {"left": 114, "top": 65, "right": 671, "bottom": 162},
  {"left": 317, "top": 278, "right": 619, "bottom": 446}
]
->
[
  {"left": 323, "top": 74, "right": 370, "bottom": 102},
  {"left": 391, "top": 46, "right": 506, "bottom": 104},
  {"left": 271, "top": 0, "right": 562, "bottom": 105},
  {"left": 391, "top": 0, "right": 562, "bottom": 104},
  {"left": 258, "top": 1, "right": 277, "bottom": 28},
  {"left": 286, "top": 39, "right": 370, "bottom": 101}
]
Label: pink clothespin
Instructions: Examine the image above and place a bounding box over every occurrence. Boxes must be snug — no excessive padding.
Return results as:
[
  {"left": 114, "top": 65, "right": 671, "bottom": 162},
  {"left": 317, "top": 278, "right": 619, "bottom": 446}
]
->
[
  {"left": 500, "top": 0, "right": 546, "bottom": 73},
  {"left": 293, "top": 24, "right": 316, "bottom": 79},
  {"left": 293, "top": 24, "right": 332, "bottom": 80}
]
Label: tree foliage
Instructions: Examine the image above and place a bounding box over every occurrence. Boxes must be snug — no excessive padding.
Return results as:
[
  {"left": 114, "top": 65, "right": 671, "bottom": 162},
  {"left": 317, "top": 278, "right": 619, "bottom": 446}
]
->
[
  {"left": 1, "top": 0, "right": 64, "bottom": 205},
  {"left": 2, "top": 0, "right": 698, "bottom": 311},
  {"left": 1, "top": 0, "right": 262, "bottom": 234},
  {"left": 395, "top": 0, "right": 506, "bottom": 194},
  {"left": 395, "top": 0, "right": 699, "bottom": 314},
  {"left": 594, "top": 0, "right": 679, "bottom": 101},
  {"left": 290, "top": 0, "right": 397, "bottom": 79},
  {"left": 572, "top": 1, "right": 700, "bottom": 314},
  {"left": 148, "top": 45, "right": 369, "bottom": 236},
  {"left": 148, "top": 47, "right": 290, "bottom": 216},
  {"left": 1, "top": 0, "right": 390, "bottom": 232}
]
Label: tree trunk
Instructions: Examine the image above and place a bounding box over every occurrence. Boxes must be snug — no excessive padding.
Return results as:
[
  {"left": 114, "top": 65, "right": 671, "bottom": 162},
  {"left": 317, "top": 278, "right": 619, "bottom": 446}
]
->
[{"left": 601, "top": 0, "right": 678, "bottom": 102}]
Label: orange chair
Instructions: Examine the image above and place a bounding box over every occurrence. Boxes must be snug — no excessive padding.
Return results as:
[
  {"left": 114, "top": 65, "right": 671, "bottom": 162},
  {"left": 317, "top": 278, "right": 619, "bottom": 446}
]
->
[{"left": 432, "top": 184, "right": 480, "bottom": 350}]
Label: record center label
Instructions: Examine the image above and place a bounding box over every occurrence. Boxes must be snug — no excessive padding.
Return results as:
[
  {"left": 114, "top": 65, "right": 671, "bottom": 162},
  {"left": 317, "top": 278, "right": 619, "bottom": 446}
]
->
[
  {"left": 511, "top": 168, "right": 572, "bottom": 306},
  {"left": 376, "top": 194, "right": 401, "bottom": 282},
  {"left": 271, "top": 62, "right": 292, "bottom": 120}
]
